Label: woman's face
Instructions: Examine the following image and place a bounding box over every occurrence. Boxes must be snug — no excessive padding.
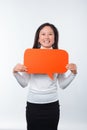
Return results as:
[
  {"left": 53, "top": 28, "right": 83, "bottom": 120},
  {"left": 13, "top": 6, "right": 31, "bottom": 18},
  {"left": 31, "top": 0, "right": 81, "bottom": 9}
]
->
[{"left": 38, "top": 26, "right": 55, "bottom": 49}]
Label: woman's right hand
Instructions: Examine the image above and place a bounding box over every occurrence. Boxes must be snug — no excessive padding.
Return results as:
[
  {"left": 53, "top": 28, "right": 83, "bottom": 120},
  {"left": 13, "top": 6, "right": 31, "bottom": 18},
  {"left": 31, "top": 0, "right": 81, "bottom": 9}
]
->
[{"left": 13, "top": 63, "right": 28, "bottom": 73}]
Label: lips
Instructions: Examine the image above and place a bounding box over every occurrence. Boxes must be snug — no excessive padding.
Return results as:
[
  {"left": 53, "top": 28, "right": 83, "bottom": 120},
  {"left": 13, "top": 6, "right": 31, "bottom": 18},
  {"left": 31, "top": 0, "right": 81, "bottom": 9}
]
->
[{"left": 44, "top": 40, "right": 50, "bottom": 44}]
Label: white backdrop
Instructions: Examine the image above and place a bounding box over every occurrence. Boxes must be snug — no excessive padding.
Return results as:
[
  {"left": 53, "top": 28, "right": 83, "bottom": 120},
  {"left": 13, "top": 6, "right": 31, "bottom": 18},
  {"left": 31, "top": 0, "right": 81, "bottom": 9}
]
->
[{"left": 0, "top": 0, "right": 87, "bottom": 130}]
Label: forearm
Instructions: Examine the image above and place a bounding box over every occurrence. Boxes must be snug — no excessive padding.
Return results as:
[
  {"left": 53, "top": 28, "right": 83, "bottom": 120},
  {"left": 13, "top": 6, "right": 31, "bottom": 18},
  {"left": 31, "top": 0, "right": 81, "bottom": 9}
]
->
[
  {"left": 58, "top": 72, "right": 77, "bottom": 89},
  {"left": 13, "top": 72, "right": 30, "bottom": 87}
]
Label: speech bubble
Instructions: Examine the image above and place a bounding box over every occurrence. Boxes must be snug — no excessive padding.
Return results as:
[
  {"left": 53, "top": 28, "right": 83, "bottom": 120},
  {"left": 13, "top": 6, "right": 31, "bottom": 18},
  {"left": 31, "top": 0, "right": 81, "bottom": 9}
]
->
[{"left": 24, "top": 49, "right": 68, "bottom": 79}]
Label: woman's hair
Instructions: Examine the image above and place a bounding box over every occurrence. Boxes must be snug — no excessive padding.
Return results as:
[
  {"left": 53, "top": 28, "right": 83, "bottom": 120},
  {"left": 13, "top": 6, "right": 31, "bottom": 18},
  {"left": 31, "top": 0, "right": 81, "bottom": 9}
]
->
[{"left": 33, "top": 23, "right": 59, "bottom": 49}]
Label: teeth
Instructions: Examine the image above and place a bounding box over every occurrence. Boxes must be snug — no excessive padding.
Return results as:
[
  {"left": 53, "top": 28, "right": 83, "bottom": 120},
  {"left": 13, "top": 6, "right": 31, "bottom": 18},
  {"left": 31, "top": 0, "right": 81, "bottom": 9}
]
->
[{"left": 44, "top": 40, "right": 49, "bottom": 44}]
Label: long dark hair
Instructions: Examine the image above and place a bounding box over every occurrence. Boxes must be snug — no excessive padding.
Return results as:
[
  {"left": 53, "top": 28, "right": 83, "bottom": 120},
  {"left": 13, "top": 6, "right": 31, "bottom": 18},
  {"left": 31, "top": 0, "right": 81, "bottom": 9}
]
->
[{"left": 33, "top": 23, "right": 59, "bottom": 49}]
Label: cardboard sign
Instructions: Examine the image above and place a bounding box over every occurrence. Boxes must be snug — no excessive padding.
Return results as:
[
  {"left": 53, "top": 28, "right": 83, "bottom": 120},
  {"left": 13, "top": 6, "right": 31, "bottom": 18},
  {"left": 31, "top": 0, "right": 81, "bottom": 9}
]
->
[{"left": 24, "top": 49, "right": 68, "bottom": 79}]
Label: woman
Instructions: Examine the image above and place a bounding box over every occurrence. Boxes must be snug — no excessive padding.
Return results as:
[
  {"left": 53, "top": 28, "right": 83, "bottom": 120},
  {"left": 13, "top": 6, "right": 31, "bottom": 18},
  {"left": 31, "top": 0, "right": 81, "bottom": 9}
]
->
[{"left": 13, "top": 23, "right": 77, "bottom": 130}]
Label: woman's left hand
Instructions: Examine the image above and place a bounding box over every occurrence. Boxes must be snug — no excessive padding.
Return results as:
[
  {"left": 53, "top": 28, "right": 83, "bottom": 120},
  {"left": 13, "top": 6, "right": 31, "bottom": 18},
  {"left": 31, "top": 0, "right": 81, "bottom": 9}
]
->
[{"left": 66, "top": 63, "right": 77, "bottom": 74}]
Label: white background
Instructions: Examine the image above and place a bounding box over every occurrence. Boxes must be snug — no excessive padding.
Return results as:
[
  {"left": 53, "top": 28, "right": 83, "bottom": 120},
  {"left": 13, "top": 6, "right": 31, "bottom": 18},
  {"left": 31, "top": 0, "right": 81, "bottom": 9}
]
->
[{"left": 0, "top": 0, "right": 87, "bottom": 130}]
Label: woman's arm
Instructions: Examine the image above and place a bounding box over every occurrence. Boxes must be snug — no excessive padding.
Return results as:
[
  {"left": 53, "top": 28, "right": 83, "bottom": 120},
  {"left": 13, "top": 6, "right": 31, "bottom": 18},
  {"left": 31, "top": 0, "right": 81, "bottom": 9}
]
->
[
  {"left": 13, "top": 63, "right": 30, "bottom": 87},
  {"left": 58, "top": 72, "right": 76, "bottom": 89},
  {"left": 58, "top": 63, "right": 77, "bottom": 89}
]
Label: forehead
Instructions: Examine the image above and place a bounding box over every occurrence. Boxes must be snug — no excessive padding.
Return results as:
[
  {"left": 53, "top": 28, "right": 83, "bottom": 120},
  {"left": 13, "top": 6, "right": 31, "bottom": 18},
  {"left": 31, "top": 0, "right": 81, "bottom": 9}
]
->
[{"left": 40, "top": 26, "right": 54, "bottom": 32}]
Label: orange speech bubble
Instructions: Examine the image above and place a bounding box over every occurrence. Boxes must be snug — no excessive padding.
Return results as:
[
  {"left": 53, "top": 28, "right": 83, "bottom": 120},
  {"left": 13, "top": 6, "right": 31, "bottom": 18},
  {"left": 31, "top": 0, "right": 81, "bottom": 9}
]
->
[{"left": 24, "top": 49, "right": 68, "bottom": 79}]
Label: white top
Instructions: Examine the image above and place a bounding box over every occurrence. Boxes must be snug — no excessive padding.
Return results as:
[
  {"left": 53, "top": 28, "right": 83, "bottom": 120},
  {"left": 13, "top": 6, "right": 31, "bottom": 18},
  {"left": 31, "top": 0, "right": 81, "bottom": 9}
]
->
[{"left": 14, "top": 72, "right": 76, "bottom": 104}]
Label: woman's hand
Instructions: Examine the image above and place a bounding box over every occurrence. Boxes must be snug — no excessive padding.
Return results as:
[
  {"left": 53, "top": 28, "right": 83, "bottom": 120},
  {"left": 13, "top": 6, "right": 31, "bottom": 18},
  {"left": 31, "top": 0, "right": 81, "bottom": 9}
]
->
[
  {"left": 66, "top": 63, "right": 77, "bottom": 74},
  {"left": 13, "top": 63, "right": 28, "bottom": 73}
]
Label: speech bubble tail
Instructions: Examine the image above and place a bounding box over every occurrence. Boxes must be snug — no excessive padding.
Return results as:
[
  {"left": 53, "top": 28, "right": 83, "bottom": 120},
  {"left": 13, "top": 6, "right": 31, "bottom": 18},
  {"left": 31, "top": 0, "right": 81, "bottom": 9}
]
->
[{"left": 48, "top": 73, "right": 54, "bottom": 80}]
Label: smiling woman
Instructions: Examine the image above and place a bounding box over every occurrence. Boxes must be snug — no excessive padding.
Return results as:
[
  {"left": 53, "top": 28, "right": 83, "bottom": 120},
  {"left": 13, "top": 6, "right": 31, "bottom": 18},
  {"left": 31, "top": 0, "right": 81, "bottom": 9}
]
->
[
  {"left": 0, "top": 0, "right": 86, "bottom": 129},
  {"left": 13, "top": 22, "right": 77, "bottom": 130},
  {"left": 38, "top": 26, "right": 55, "bottom": 48},
  {"left": 33, "top": 23, "right": 59, "bottom": 49}
]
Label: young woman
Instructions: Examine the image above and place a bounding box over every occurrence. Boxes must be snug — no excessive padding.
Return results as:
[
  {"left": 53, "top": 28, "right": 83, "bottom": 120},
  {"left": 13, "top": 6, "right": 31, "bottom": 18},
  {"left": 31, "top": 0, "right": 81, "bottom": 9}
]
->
[{"left": 13, "top": 23, "right": 77, "bottom": 130}]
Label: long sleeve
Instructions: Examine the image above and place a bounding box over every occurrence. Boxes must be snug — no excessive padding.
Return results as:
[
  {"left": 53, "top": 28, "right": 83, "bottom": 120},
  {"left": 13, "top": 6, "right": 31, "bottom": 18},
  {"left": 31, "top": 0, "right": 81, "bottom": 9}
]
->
[
  {"left": 13, "top": 72, "right": 30, "bottom": 87},
  {"left": 58, "top": 72, "right": 76, "bottom": 89}
]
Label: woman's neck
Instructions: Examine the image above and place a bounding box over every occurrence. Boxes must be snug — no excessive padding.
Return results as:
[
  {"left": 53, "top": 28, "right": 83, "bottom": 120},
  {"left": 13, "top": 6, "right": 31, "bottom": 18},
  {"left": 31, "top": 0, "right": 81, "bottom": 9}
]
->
[{"left": 40, "top": 46, "right": 53, "bottom": 49}]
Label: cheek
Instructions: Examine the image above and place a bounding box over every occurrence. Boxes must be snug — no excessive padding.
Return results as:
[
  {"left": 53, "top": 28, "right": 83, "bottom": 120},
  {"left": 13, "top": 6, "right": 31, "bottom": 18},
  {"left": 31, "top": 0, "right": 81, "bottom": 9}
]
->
[
  {"left": 38, "top": 36, "right": 43, "bottom": 42},
  {"left": 51, "top": 37, "right": 55, "bottom": 43},
  {"left": 51, "top": 35, "right": 55, "bottom": 40}
]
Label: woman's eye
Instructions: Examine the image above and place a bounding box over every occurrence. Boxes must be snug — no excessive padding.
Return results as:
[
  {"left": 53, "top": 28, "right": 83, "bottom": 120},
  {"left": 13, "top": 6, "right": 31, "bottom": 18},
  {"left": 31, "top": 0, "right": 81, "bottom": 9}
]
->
[
  {"left": 41, "top": 33, "right": 45, "bottom": 35},
  {"left": 41, "top": 33, "right": 53, "bottom": 36}
]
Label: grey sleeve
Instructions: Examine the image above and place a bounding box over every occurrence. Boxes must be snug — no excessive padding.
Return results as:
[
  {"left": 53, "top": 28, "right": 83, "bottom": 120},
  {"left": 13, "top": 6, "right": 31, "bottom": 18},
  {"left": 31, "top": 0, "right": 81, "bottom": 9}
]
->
[
  {"left": 58, "top": 72, "right": 77, "bottom": 89},
  {"left": 13, "top": 72, "right": 30, "bottom": 87}
]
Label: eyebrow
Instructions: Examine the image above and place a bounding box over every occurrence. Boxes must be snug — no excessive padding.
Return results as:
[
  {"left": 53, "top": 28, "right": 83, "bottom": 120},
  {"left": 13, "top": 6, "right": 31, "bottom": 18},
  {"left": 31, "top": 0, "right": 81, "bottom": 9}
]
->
[{"left": 40, "top": 31, "right": 54, "bottom": 33}]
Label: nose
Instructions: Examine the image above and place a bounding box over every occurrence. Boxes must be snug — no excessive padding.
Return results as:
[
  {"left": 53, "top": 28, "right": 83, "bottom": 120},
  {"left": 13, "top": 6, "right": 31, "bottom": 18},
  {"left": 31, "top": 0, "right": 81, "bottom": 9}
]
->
[{"left": 45, "top": 34, "right": 49, "bottom": 38}]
